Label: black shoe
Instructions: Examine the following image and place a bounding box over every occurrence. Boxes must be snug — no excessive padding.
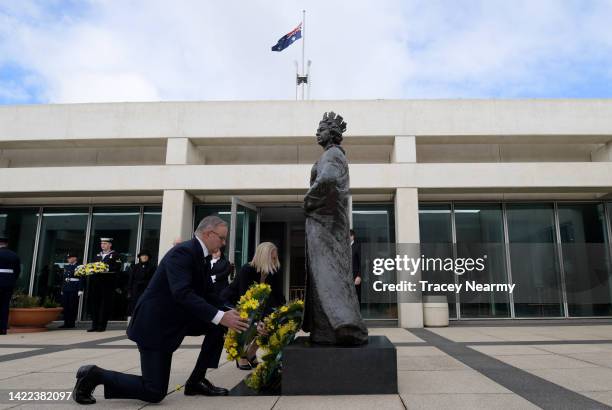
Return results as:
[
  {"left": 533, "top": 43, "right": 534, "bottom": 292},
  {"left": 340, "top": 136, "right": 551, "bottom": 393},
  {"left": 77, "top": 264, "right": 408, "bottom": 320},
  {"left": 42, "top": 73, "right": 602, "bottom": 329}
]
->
[
  {"left": 95, "top": 328, "right": 106, "bottom": 332},
  {"left": 73, "top": 365, "right": 101, "bottom": 405},
  {"left": 184, "top": 379, "right": 229, "bottom": 396},
  {"left": 235, "top": 360, "right": 251, "bottom": 370},
  {"left": 86, "top": 328, "right": 96, "bottom": 332}
]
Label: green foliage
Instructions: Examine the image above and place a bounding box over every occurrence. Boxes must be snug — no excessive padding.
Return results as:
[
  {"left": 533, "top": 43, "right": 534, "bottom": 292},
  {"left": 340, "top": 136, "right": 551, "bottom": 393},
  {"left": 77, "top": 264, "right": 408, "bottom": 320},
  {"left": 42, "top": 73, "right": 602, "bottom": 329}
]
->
[
  {"left": 10, "top": 291, "right": 41, "bottom": 308},
  {"left": 10, "top": 290, "right": 60, "bottom": 308},
  {"left": 245, "top": 299, "right": 304, "bottom": 392},
  {"left": 42, "top": 296, "right": 60, "bottom": 308}
]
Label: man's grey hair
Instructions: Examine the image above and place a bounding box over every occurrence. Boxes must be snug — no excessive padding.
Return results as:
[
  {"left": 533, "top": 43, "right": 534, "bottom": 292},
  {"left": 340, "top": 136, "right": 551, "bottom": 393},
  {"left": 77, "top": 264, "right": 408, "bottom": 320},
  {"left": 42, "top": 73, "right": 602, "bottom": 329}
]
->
[{"left": 195, "top": 215, "right": 228, "bottom": 235}]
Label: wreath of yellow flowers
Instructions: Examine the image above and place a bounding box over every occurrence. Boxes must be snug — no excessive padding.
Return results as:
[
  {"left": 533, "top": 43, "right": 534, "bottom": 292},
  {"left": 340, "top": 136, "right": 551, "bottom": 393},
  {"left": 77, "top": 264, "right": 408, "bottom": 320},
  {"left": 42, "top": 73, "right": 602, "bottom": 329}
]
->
[
  {"left": 224, "top": 283, "right": 271, "bottom": 361},
  {"left": 74, "top": 262, "right": 109, "bottom": 277},
  {"left": 245, "top": 299, "right": 304, "bottom": 391}
]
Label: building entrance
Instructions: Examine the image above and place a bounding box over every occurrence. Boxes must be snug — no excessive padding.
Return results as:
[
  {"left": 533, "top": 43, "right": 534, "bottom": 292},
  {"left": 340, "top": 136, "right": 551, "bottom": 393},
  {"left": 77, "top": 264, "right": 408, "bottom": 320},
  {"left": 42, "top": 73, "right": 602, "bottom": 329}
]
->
[
  {"left": 223, "top": 200, "right": 306, "bottom": 302},
  {"left": 259, "top": 206, "right": 306, "bottom": 302}
]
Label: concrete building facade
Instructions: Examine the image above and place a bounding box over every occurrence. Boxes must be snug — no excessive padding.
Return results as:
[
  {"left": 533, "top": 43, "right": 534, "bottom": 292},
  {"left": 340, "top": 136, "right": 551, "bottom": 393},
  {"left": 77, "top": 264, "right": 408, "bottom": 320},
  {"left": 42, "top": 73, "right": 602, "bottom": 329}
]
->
[{"left": 2, "top": 99, "right": 612, "bottom": 328}]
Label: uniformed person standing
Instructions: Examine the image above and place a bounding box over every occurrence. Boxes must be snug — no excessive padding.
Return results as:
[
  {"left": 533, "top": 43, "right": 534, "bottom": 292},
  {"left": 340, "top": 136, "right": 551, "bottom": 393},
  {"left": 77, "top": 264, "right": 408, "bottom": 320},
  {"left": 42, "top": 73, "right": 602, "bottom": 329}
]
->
[
  {"left": 59, "top": 252, "right": 83, "bottom": 329},
  {"left": 0, "top": 235, "right": 21, "bottom": 335},
  {"left": 88, "top": 238, "right": 122, "bottom": 332},
  {"left": 126, "top": 250, "right": 156, "bottom": 321}
]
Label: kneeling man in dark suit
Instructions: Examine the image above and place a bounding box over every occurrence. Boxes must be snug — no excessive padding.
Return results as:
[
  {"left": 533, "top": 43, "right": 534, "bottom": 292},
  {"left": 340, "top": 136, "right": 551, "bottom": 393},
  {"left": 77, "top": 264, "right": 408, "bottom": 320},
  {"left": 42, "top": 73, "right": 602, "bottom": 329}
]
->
[{"left": 73, "top": 216, "right": 248, "bottom": 404}]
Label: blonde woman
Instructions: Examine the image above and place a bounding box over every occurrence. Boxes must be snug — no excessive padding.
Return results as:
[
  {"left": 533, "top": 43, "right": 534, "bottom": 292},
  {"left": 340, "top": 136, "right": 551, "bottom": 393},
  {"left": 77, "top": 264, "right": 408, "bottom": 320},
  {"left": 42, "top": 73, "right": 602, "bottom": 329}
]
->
[{"left": 233, "top": 242, "right": 286, "bottom": 370}]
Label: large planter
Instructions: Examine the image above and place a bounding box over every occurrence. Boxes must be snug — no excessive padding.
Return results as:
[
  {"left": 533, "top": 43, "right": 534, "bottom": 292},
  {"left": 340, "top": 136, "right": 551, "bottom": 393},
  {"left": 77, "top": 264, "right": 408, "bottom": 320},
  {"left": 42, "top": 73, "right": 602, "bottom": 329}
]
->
[{"left": 8, "top": 307, "right": 63, "bottom": 333}]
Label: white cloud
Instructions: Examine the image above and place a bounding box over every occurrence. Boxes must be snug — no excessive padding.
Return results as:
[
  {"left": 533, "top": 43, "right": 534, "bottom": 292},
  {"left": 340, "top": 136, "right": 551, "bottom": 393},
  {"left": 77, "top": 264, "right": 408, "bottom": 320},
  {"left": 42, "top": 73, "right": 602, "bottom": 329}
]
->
[{"left": 1, "top": 0, "right": 612, "bottom": 103}]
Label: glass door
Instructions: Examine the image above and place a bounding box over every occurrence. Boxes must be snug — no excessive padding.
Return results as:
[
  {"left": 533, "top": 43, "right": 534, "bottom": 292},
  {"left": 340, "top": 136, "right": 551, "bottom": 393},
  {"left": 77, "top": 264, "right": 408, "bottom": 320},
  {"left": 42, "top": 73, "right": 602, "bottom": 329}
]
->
[
  {"left": 32, "top": 208, "right": 89, "bottom": 305},
  {"left": 229, "top": 197, "right": 260, "bottom": 268},
  {"left": 82, "top": 207, "right": 140, "bottom": 321},
  {"left": 506, "top": 203, "right": 564, "bottom": 317}
]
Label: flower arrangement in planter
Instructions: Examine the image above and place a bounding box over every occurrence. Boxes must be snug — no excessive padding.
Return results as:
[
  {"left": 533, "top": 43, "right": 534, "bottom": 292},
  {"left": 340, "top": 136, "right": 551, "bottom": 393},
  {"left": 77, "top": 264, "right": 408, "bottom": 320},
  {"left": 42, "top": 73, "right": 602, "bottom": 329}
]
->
[{"left": 8, "top": 291, "right": 63, "bottom": 333}]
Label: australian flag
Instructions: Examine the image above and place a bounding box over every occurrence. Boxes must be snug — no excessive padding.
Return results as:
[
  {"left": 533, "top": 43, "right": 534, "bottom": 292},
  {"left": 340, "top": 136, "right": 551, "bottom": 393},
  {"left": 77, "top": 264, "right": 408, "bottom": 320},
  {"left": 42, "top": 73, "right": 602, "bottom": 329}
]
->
[{"left": 271, "top": 23, "right": 302, "bottom": 52}]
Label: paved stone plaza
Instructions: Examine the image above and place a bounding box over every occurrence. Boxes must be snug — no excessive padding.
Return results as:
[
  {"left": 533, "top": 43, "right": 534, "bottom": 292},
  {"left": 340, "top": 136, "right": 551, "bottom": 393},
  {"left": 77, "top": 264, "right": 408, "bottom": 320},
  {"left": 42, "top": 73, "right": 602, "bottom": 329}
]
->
[{"left": 1, "top": 324, "right": 612, "bottom": 409}]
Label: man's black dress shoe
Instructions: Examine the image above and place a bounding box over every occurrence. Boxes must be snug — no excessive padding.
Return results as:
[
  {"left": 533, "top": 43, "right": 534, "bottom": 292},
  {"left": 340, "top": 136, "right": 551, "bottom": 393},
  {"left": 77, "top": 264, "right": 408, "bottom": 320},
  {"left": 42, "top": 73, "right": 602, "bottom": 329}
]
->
[
  {"left": 73, "top": 365, "right": 100, "bottom": 405},
  {"left": 86, "top": 328, "right": 96, "bottom": 332},
  {"left": 184, "top": 379, "right": 229, "bottom": 396}
]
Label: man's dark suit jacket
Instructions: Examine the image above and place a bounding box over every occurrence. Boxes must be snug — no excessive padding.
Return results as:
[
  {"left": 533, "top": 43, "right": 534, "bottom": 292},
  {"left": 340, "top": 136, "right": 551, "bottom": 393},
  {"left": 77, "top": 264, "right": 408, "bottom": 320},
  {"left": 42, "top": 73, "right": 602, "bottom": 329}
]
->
[
  {"left": 209, "top": 257, "right": 232, "bottom": 295},
  {"left": 127, "top": 238, "right": 222, "bottom": 352}
]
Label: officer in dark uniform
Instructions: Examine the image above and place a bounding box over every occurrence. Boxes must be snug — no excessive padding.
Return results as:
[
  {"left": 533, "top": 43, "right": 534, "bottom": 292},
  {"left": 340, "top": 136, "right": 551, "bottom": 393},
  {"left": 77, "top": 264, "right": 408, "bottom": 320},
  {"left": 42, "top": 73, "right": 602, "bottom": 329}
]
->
[
  {"left": 126, "top": 250, "right": 156, "bottom": 320},
  {"left": 59, "top": 252, "right": 83, "bottom": 329},
  {"left": 88, "top": 237, "right": 122, "bottom": 332},
  {"left": 0, "top": 235, "right": 21, "bottom": 335}
]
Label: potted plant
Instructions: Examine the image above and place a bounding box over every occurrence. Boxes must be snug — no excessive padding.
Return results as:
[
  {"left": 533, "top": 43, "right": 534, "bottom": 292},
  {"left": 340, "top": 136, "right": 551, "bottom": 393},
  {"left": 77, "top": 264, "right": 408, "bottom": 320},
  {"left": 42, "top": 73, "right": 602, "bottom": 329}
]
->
[{"left": 8, "top": 291, "right": 63, "bottom": 333}]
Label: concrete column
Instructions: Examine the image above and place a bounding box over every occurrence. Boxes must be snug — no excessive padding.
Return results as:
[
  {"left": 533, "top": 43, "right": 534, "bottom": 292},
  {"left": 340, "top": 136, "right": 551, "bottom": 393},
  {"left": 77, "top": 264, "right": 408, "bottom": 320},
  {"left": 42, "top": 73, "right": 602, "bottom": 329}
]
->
[
  {"left": 166, "top": 137, "right": 205, "bottom": 165},
  {"left": 391, "top": 136, "right": 416, "bottom": 163},
  {"left": 394, "top": 188, "right": 423, "bottom": 328},
  {"left": 159, "top": 190, "right": 193, "bottom": 258},
  {"left": 392, "top": 135, "right": 423, "bottom": 328},
  {"left": 591, "top": 142, "right": 612, "bottom": 162},
  {"left": 159, "top": 138, "right": 201, "bottom": 258},
  {"left": 0, "top": 150, "right": 8, "bottom": 168}
]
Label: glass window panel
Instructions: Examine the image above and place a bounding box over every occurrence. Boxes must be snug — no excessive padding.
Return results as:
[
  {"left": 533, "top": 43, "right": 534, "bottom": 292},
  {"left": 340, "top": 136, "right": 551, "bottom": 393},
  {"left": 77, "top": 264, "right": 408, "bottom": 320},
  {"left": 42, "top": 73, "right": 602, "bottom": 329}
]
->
[
  {"left": 560, "top": 203, "right": 612, "bottom": 316},
  {"left": 234, "top": 205, "right": 257, "bottom": 267},
  {"left": 141, "top": 206, "right": 162, "bottom": 264},
  {"left": 419, "top": 203, "right": 456, "bottom": 318},
  {"left": 33, "top": 208, "right": 88, "bottom": 305},
  {"left": 83, "top": 207, "right": 140, "bottom": 321},
  {"left": 454, "top": 203, "right": 510, "bottom": 318},
  {"left": 353, "top": 204, "right": 397, "bottom": 320},
  {"left": 0, "top": 208, "right": 39, "bottom": 292},
  {"left": 507, "top": 203, "right": 564, "bottom": 317}
]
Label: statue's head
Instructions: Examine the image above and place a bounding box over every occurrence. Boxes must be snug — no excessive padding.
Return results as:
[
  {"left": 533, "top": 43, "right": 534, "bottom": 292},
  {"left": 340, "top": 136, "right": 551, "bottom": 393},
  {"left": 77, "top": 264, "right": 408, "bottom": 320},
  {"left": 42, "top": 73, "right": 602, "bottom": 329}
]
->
[{"left": 316, "top": 112, "right": 347, "bottom": 148}]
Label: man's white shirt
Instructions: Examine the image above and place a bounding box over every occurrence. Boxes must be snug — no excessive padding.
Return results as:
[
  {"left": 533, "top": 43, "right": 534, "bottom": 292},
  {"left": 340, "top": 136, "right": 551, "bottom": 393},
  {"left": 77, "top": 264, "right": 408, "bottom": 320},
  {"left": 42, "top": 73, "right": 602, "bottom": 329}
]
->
[{"left": 195, "top": 236, "right": 224, "bottom": 325}]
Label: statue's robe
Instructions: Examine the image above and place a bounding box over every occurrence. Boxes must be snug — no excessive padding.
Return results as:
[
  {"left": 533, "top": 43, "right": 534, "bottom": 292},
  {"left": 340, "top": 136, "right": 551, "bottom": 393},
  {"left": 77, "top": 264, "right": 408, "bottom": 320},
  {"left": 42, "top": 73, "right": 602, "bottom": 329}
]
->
[{"left": 302, "top": 144, "right": 368, "bottom": 345}]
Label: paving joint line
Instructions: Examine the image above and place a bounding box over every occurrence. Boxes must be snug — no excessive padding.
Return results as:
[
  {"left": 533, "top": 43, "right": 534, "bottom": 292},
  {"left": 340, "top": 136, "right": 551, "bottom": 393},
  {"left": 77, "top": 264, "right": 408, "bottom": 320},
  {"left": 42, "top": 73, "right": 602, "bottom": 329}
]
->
[
  {"left": 406, "top": 328, "right": 612, "bottom": 410},
  {"left": 534, "top": 347, "right": 612, "bottom": 370},
  {"left": 394, "top": 339, "right": 612, "bottom": 347},
  {"left": 270, "top": 395, "right": 281, "bottom": 409},
  {"left": 0, "top": 335, "right": 129, "bottom": 363},
  {"left": 398, "top": 393, "right": 408, "bottom": 410}
]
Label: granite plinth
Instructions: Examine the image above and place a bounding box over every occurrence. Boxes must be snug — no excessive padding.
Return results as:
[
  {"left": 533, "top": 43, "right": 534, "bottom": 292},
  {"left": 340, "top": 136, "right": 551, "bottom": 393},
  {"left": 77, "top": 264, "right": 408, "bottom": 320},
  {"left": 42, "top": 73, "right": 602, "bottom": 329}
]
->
[{"left": 282, "top": 335, "right": 397, "bottom": 395}]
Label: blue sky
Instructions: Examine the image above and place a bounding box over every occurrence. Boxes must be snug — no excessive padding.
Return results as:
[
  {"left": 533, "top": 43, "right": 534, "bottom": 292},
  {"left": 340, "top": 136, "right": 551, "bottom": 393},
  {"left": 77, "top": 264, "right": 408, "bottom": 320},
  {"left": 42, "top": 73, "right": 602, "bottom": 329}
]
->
[{"left": 1, "top": 0, "right": 612, "bottom": 104}]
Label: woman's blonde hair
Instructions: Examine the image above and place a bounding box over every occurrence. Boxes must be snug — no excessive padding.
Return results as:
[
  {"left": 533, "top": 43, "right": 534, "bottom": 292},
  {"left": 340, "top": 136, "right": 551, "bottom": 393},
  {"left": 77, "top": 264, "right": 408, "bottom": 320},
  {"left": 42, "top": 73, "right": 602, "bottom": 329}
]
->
[{"left": 250, "top": 242, "right": 280, "bottom": 274}]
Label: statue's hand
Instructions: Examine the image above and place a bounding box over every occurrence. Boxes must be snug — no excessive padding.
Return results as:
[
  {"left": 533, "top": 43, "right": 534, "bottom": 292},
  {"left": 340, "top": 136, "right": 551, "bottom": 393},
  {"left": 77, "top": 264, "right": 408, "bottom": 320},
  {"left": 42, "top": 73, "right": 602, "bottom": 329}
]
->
[
  {"left": 304, "top": 184, "right": 323, "bottom": 212},
  {"left": 304, "top": 198, "right": 314, "bottom": 212},
  {"left": 304, "top": 196, "right": 323, "bottom": 212}
]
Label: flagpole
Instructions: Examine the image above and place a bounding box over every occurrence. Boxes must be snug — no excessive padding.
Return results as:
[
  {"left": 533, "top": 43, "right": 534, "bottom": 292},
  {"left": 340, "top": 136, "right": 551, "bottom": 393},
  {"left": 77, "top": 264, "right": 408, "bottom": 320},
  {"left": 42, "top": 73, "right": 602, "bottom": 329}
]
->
[
  {"left": 302, "top": 9, "right": 306, "bottom": 100},
  {"left": 294, "top": 61, "right": 299, "bottom": 101}
]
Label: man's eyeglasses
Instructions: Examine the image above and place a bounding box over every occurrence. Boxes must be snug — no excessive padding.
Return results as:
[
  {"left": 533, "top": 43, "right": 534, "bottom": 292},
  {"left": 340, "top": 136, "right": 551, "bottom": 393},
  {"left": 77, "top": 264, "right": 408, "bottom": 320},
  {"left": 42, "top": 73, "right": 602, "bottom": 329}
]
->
[{"left": 209, "top": 230, "right": 227, "bottom": 242}]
